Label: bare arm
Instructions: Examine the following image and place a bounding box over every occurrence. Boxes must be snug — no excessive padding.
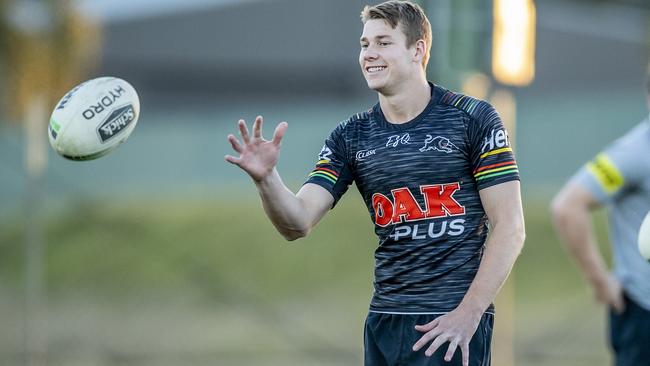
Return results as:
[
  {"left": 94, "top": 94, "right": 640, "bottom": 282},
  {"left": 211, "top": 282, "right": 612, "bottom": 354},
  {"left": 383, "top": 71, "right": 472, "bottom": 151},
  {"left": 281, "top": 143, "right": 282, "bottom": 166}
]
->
[
  {"left": 225, "top": 116, "right": 333, "bottom": 240},
  {"left": 255, "top": 172, "right": 333, "bottom": 240},
  {"left": 413, "top": 180, "right": 525, "bottom": 366},
  {"left": 458, "top": 180, "right": 526, "bottom": 316},
  {"left": 550, "top": 181, "right": 624, "bottom": 311}
]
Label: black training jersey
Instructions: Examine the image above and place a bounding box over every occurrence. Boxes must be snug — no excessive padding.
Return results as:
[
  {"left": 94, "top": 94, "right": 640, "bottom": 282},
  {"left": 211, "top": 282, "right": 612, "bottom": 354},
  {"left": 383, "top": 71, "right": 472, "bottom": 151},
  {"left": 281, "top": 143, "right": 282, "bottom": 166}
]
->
[{"left": 304, "top": 83, "right": 520, "bottom": 313}]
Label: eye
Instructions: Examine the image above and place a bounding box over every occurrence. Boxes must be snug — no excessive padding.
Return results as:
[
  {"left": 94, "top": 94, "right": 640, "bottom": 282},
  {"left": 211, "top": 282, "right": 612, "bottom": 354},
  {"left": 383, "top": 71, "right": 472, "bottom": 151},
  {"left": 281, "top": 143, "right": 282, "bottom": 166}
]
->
[
  {"left": 360, "top": 44, "right": 368, "bottom": 49},
  {"left": 378, "top": 42, "right": 390, "bottom": 46}
]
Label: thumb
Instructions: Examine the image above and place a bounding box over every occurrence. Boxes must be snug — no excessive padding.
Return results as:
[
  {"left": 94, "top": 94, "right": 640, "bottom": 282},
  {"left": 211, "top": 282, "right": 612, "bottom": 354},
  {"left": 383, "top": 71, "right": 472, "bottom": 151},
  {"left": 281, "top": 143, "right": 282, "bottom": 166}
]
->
[{"left": 224, "top": 155, "right": 241, "bottom": 165}]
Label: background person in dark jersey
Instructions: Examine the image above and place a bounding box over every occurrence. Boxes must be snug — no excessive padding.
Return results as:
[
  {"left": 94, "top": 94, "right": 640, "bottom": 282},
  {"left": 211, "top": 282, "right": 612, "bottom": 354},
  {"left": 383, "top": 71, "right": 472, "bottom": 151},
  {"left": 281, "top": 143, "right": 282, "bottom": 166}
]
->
[
  {"left": 551, "top": 66, "right": 650, "bottom": 366},
  {"left": 225, "top": 1, "right": 525, "bottom": 365}
]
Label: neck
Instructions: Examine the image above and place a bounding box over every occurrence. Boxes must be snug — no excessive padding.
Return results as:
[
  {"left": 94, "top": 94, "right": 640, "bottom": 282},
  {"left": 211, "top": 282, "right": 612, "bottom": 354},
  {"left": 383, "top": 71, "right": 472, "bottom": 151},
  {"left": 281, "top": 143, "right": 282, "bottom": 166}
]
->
[{"left": 378, "top": 76, "right": 431, "bottom": 124}]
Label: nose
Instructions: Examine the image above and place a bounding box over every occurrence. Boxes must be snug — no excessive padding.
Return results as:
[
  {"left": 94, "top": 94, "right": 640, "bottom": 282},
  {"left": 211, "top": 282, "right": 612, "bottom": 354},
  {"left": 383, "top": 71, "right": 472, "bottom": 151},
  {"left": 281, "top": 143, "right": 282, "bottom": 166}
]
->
[{"left": 363, "top": 48, "right": 379, "bottom": 62}]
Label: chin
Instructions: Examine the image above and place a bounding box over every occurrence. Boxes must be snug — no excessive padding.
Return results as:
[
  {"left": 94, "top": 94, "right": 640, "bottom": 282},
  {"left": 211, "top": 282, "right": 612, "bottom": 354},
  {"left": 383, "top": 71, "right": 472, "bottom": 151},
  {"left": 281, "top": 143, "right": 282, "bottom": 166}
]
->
[
  {"left": 368, "top": 82, "right": 393, "bottom": 96},
  {"left": 365, "top": 78, "right": 387, "bottom": 92}
]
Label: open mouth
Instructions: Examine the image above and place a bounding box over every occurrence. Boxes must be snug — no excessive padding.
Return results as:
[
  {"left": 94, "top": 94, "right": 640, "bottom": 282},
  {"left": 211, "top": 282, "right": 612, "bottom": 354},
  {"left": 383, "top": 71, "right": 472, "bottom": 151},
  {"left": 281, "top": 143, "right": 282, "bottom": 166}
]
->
[{"left": 366, "top": 66, "right": 387, "bottom": 73}]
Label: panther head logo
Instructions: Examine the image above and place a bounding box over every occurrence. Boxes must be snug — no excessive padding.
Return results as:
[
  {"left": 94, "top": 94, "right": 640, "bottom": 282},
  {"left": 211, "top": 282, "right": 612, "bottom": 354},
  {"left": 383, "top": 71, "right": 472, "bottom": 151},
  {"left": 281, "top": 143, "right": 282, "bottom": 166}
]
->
[{"left": 420, "top": 135, "right": 458, "bottom": 153}]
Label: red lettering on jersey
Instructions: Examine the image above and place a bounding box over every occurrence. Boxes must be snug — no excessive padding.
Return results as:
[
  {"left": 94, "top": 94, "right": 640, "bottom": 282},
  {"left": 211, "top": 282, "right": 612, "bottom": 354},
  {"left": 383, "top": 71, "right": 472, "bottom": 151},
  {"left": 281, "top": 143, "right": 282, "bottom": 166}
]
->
[
  {"left": 372, "top": 182, "right": 465, "bottom": 226},
  {"left": 390, "top": 187, "right": 426, "bottom": 224},
  {"left": 421, "top": 183, "right": 465, "bottom": 218},
  {"left": 372, "top": 193, "right": 394, "bottom": 227}
]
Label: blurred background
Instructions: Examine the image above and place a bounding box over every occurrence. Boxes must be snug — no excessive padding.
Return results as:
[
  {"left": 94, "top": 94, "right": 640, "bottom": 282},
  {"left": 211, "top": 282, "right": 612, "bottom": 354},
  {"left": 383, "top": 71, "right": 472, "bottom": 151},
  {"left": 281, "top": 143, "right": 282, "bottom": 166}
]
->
[{"left": 1, "top": 0, "right": 649, "bottom": 365}]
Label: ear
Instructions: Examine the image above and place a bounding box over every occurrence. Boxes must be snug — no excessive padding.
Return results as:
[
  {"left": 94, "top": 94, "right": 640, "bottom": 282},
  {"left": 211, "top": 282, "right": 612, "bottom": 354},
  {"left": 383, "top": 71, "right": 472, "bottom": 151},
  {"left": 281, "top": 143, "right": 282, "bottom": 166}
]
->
[{"left": 412, "top": 39, "right": 426, "bottom": 65}]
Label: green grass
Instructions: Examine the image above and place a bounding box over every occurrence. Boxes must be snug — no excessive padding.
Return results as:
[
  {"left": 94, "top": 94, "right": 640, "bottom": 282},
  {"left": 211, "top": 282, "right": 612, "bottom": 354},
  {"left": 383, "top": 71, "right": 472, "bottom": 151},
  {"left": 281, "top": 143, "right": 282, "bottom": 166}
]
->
[
  {"left": 0, "top": 194, "right": 614, "bottom": 365},
  {"left": 0, "top": 195, "right": 376, "bottom": 300},
  {"left": 0, "top": 194, "right": 611, "bottom": 300}
]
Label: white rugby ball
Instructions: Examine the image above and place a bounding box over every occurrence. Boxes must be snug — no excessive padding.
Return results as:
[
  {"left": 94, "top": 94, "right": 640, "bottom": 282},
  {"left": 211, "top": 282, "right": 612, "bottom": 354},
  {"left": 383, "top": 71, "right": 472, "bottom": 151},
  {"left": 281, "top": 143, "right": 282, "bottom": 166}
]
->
[
  {"left": 638, "top": 211, "right": 650, "bottom": 260},
  {"left": 48, "top": 77, "right": 140, "bottom": 160}
]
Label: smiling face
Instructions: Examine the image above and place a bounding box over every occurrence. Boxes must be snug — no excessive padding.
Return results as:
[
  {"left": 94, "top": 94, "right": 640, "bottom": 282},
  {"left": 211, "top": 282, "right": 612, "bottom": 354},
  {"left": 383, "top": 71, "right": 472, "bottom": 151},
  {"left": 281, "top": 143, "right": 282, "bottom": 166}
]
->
[{"left": 359, "top": 19, "right": 423, "bottom": 95}]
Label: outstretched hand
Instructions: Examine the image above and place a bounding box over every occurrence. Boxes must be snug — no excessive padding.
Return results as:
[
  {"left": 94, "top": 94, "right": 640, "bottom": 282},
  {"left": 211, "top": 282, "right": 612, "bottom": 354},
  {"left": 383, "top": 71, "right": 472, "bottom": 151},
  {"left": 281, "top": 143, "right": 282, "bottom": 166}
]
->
[{"left": 225, "top": 116, "right": 288, "bottom": 182}]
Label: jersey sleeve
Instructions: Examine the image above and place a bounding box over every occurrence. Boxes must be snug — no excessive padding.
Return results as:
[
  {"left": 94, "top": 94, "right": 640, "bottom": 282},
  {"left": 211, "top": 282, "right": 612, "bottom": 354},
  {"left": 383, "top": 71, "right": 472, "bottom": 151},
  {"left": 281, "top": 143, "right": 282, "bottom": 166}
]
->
[
  {"left": 303, "top": 121, "right": 354, "bottom": 207},
  {"left": 469, "top": 102, "right": 520, "bottom": 190},
  {"left": 572, "top": 129, "right": 649, "bottom": 204}
]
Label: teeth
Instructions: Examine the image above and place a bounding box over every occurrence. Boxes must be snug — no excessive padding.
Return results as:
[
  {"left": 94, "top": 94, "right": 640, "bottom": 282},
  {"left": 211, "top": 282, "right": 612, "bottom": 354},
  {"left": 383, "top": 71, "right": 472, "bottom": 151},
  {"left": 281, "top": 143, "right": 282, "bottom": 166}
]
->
[{"left": 367, "top": 66, "right": 386, "bottom": 73}]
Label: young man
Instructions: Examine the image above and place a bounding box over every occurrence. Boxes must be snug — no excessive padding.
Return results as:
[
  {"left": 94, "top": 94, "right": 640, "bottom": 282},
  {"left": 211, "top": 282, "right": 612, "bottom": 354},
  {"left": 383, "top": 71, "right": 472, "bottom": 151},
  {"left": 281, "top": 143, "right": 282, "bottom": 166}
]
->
[
  {"left": 551, "top": 68, "right": 650, "bottom": 366},
  {"left": 225, "top": 2, "right": 525, "bottom": 365}
]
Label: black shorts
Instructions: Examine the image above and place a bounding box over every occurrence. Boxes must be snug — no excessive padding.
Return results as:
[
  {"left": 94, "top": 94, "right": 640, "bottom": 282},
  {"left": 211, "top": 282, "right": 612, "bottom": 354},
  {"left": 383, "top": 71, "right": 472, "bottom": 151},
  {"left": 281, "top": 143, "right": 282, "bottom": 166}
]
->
[
  {"left": 609, "top": 293, "right": 650, "bottom": 366},
  {"left": 364, "top": 312, "right": 493, "bottom": 366}
]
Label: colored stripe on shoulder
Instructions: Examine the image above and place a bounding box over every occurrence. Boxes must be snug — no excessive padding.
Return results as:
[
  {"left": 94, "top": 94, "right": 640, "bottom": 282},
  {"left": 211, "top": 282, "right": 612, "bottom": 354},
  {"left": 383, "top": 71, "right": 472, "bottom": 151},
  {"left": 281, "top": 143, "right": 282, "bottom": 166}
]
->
[
  {"left": 475, "top": 168, "right": 519, "bottom": 182},
  {"left": 309, "top": 171, "right": 337, "bottom": 184},
  {"left": 440, "top": 91, "right": 486, "bottom": 117},
  {"left": 479, "top": 147, "right": 512, "bottom": 159},
  {"left": 473, "top": 160, "right": 516, "bottom": 174},
  {"left": 474, "top": 163, "right": 519, "bottom": 180},
  {"left": 586, "top": 153, "right": 624, "bottom": 193}
]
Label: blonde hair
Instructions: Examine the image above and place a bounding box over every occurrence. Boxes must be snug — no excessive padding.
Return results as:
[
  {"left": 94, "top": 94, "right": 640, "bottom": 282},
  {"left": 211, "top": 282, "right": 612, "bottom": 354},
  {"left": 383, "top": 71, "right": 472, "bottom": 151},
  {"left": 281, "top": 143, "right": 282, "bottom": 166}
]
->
[{"left": 361, "top": 1, "right": 432, "bottom": 68}]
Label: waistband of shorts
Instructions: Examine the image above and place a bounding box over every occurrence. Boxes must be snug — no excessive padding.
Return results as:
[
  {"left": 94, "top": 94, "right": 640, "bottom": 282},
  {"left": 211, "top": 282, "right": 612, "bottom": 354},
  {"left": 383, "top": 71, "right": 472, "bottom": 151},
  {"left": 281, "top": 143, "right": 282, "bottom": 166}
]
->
[{"left": 368, "top": 309, "right": 495, "bottom": 316}]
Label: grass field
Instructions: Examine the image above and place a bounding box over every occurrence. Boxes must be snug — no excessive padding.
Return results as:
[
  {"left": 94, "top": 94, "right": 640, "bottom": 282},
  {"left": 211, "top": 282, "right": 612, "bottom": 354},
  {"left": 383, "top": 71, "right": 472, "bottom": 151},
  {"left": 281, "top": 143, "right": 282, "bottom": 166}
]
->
[{"left": 0, "top": 192, "right": 613, "bottom": 365}]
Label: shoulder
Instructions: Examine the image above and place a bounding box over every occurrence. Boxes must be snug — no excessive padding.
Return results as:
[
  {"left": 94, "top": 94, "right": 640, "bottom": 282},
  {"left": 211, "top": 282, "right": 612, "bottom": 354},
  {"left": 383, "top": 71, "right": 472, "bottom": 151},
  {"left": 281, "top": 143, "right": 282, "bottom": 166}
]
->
[
  {"left": 325, "top": 108, "right": 373, "bottom": 147},
  {"left": 584, "top": 120, "right": 650, "bottom": 187},
  {"left": 331, "top": 107, "right": 373, "bottom": 136},
  {"left": 438, "top": 89, "right": 498, "bottom": 123},
  {"left": 341, "top": 108, "right": 373, "bottom": 128},
  {"left": 617, "top": 120, "right": 650, "bottom": 145},
  {"left": 603, "top": 120, "right": 650, "bottom": 162}
]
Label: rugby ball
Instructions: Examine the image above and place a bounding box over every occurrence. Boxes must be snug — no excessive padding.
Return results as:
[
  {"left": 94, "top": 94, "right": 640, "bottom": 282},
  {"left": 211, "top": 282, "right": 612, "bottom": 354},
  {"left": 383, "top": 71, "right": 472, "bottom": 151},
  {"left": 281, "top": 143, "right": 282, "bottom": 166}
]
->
[
  {"left": 48, "top": 77, "right": 140, "bottom": 160},
  {"left": 638, "top": 211, "right": 650, "bottom": 260}
]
